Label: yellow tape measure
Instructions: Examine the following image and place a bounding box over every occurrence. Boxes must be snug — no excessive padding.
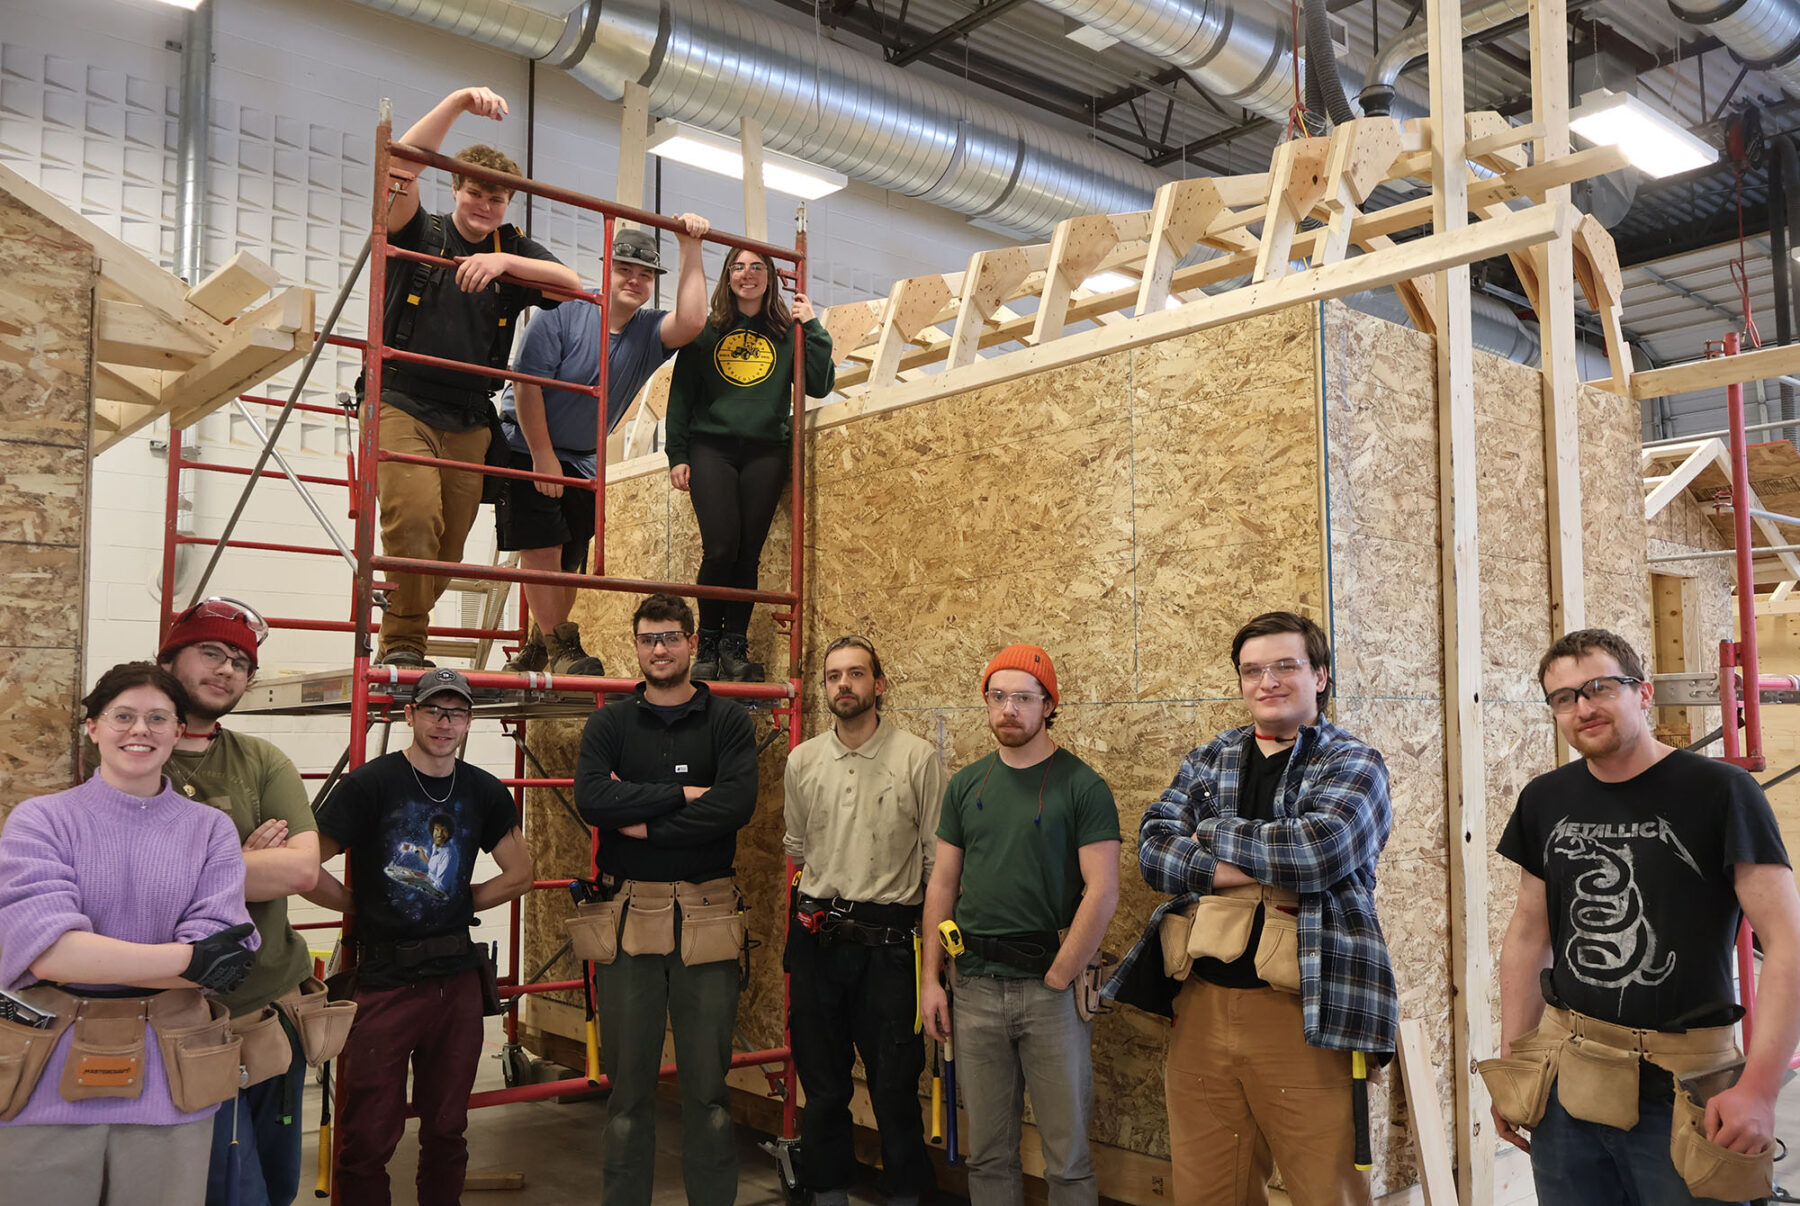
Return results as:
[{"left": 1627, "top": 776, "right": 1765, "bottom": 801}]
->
[{"left": 937, "top": 919, "right": 965, "bottom": 957}]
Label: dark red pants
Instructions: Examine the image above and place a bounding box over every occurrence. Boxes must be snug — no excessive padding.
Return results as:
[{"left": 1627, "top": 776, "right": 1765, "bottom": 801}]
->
[{"left": 335, "top": 968, "right": 485, "bottom": 1206}]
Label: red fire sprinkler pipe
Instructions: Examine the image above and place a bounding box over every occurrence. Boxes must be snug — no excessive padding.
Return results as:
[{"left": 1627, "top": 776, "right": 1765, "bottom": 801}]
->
[{"left": 1725, "top": 332, "right": 1767, "bottom": 771}]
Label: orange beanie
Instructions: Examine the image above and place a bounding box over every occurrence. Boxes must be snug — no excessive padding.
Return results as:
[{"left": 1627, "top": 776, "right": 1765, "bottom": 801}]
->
[{"left": 981, "top": 644, "right": 1059, "bottom": 709}]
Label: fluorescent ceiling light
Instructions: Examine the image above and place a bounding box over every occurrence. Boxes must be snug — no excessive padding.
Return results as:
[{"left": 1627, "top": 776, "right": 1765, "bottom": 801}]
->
[
  {"left": 1082, "top": 270, "right": 1137, "bottom": 294},
  {"left": 148, "top": 0, "right": 205, "bottom": 8},
  {"left": 1569, "top": 89, "right": 1718, "bottom": 179},
  {"left": 647, "top": 120, "right": 848, "bottom": 200},
  {"left": 1065, "top": 20, "right": 1119, "bottom": 51}
]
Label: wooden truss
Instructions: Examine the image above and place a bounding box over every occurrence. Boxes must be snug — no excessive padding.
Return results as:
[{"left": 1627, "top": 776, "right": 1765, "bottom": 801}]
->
[
  {"left": 1645, "top": 437, "right": 1800, "bottom": 595},
  {"left": 781, "top": 112, "right": 1630, "bottom": 429},
  {"left": 0, "top": 163, "right": 315, "bottom": 454}
]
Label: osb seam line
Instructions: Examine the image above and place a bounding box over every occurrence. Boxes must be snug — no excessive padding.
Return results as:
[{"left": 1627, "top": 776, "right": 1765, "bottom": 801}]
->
[
  {"left": 1127, "top": 339, "right": 1141, "bottom": 697},
  {"left": 1317, "top": 298, "right": 1341, "bottom": 710}
]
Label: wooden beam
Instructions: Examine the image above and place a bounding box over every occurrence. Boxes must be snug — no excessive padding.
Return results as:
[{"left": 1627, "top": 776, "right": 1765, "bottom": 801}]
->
[
  {"left": 1429, "top": 0, "right": 1494, "bottom": 1200},
  {"left": 739, "top": 115, "right": 768, "bottom": 244},
  {"left": 1642, "top": 439, "right": 1727, "bottom": 520},
  {"left": 1599, "top": 341, "right": 1800, "bottom": 400},
  {"left": 97, "top": 298, "right": 214, "bottom": 369},
  {"left": 184, "top": 249, "right": 280, "bottom": 321},
  {"left": 614, "top": 360, "right": 674, "bottom": 462},
  {"left": 1572, "top": 214, "right": 1631, "bottom": 393},
  {"left": 91, "top": 399, "right": 161, "bottom": 453},
  {"left": 1254, "top": 137, "right": 1330, "bottom": 283},
  {"left": 1137, "top": 178, "right": 1228, "bottom": 315},
  {"left": 94, "top": 362, "right": 163, "bottom": 410},
  {"left": 615, "top": 82, "right": 652, "bottom": 226},
  {"left": 866, "top": 274, "right": 954, "bottom": 390},
  {"left": 827, "top": 199, "right": 1572, "bottom": 426},
  {"left": 165, "top": 286, "right": 314, "bottom": 429},
  {"left": 1399, "top": 1019, "right": 1459, "bottom": 1206},
  {"left": 1312, "top": 120, "right": 1404, "bottom": 269},
  {"left": 1033, "top": 214, "right": 1127, "bottom": 344},
  {"left": 950, "top": 247, "right": 1037, "bottom": 368}
]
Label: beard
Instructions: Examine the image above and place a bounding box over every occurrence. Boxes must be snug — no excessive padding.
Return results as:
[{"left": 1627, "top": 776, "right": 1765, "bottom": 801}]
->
[
  {"left": 989, "top": 716, "right": 1041, "bottom": 748},
  {"left": 644, "top": 661, "right": 689, "bottom": 689},
  {"left": 829, "top": 691, "right": 874, "bottom": 721}
]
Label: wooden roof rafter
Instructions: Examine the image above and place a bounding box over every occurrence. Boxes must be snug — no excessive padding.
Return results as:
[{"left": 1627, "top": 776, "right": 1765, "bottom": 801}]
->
[{"left": 0, "top": 163, "right": 315, "bottom": 454}]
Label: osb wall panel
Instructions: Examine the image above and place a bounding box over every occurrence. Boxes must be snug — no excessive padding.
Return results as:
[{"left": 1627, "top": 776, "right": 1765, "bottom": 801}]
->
[
  {"left": 0, "top": 192, "right": 93, "bottom": 824},
  {"left": 1748, "top": 613, "right": 1800, "bottom": 867}
]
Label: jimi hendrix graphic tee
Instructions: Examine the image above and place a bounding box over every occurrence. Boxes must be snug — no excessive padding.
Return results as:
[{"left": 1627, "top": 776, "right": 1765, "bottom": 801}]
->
[
  {"left": 316, "top": 751, "right": 517, "bottom": 987},
  {"left": 1499, "top": 749, "right": 1787, "bottom": 1030}
]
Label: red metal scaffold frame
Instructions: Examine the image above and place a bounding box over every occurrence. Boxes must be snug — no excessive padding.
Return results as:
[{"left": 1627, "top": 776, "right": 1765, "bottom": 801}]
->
[{"left": 157, "top": 109, "right": 812, "bottom": 1193}]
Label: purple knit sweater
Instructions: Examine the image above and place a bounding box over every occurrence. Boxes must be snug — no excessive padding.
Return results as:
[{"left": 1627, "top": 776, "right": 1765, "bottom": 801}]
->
[{"left": 0, "top": 772, "right": 258, "bottom": 1127}]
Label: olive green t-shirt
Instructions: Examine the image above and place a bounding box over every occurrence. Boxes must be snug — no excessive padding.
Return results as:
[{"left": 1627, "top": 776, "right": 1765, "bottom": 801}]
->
[
  {"left": 937, "top": 747, "right": 1120, "bottom": 979},
  {"left": 166, "top": 729, "right": 317, "bottom": 1016}
]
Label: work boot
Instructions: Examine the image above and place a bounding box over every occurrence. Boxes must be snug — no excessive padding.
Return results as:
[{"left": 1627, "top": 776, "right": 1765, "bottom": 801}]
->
[
  {"left": 503, "top": 623, "right": 548, "bottom": 673},
  {"left": 378, "top": 647, "right": 436, "bottom": 669},
  {"left": 717, "top": 632, "right": 764, "bottom": 682},
  {"left": 546, "top": 622, "right": 604, "bottom": 676},
  {"left": 691, "top": 629, "right": 723, "bottom": 681}
]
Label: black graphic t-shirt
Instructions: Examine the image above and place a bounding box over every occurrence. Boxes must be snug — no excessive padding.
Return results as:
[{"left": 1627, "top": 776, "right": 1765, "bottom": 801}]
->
[
  {"left": 1498, "top": 749, "right": 1788, "bottom": 1029},
  {"left": 316, "top": 751, "right": 518, "bottom": 988}
]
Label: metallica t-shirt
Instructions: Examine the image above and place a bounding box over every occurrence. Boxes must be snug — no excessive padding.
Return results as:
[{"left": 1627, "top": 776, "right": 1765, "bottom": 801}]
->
[
  {"left": 316, "top": 751, "right": 517, "bottom": 988},
  {"left": 1498, "top": 749, "right": 1787, "bottom": 1029}
]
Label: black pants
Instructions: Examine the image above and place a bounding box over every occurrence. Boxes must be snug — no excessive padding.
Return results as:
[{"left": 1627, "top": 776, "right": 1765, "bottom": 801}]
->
[
  {"left": 688, "top": 435, "right": 787, "bottom": 634},
  {"left": 785, "top": 920, "right": 932, "bottom": 1198}
]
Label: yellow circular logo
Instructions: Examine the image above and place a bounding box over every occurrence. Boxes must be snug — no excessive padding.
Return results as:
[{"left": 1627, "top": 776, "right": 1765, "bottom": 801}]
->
[{"left": 715, "top": 330, "right": 776, "bottom": 386}]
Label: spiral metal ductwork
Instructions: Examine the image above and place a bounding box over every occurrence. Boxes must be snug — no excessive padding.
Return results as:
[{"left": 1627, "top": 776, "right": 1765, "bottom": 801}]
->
[
  {"left": 347, "top": 0, "right": 1172, "bottom": 236},
  {"left": 1671, "top": 0, "right": 1800, "bottom": 99},
  {"left": 1358, "top": 0, "right": 1532, "bottom": 116}
]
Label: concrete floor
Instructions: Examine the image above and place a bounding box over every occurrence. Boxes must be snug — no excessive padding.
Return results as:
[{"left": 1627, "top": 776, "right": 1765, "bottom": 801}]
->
[{"left": 296, "top": 1019, "right": 1800, "bottom": 1205}]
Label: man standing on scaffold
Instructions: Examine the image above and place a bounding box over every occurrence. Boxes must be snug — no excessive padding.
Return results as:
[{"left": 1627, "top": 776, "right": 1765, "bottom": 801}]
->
[{"left": 363, "top": 86, "right": 581, "bottom": 669}]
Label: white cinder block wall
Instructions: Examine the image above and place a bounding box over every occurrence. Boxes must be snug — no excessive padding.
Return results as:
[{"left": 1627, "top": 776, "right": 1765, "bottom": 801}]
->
[{"left": 3, "top": 0, "right": 1006, "bottom": 961}]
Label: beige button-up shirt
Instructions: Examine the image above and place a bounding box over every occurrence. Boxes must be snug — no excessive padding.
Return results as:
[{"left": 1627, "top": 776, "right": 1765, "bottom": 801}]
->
[{"left": 782, "top": 717, "right": 946, "bottom": 906}]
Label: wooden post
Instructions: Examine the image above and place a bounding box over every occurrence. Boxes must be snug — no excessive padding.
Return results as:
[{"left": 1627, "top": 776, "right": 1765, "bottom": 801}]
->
[
  {"left": 739, "top": 116, "right": 768, "bottom": 243},
  {"left": 1427, "top": 0, "right": 1494, "bottom": 1198},
  {"left": 616, "top": 82, "right": 651, "bottom": 224},
  {"left": 1533, "top": 0, "right": 1585, "bottom": 640}
]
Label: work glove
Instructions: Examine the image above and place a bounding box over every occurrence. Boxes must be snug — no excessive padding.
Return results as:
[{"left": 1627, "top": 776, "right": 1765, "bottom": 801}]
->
[{"left": 185, "top": 922, "right": 257, "bottom": 993}]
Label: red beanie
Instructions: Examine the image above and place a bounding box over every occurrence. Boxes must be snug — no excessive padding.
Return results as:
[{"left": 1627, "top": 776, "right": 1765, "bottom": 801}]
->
[
  {"left": 982, "top": 644, "right": 1058, "bottom": 709},
  {"left": 160, "top": 613, "right": 260, "bottom": 672}
]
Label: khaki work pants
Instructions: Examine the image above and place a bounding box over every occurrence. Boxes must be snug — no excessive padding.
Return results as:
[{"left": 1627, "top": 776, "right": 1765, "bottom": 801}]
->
[
  {"left": 0, "top": 1117, "right": 212, "bottom": 1205},
  {"left": 375, "top": 404, "right": 489, "bottom": 657},
  {"left": 1166, "top": 978, "right": 1372, "bottom": 1206}
]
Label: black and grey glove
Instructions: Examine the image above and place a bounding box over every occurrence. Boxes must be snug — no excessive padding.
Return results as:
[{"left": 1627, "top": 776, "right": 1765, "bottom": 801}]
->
[{"left": 184, "top": 922, "right": 257, "bottom": 993}]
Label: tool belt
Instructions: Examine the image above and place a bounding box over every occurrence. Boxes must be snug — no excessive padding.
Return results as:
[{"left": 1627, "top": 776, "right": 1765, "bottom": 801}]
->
[
  {"left": 794, "top": 894, "right": 918, "bottom": 947},
  {"left": 354, "top": 931, "right": 475, "bottom": 970},
  {"left": 957, "top": 931, "right": 1061, "bottom": 977},
  {"left": 566, "top": 876, "right": 747, "bottom": 968},
  {"left": 273, "top": 977, "right": 357, "bottom": 1068},
  {"left": 1159, "top": 883, "right": 1302, "bottom": 993},
  {"left": 0, "top": 984, "right": 284, "bottom": 1121},
  {"left": 1478, "top": 1005, "right": 1769, "bottom": 1201}
]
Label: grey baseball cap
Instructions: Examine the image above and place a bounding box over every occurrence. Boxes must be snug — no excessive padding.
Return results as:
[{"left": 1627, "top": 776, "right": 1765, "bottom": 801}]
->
[
  {"left": 612, "top": 228, "right": 666, "bottom": 274},
  {"left": 414, "top": 667, "right": 474, "bottom": 705}
]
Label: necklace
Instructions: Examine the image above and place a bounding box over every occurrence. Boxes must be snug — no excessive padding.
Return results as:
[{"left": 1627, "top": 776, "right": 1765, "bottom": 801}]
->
[
  {"left": 410, "top": 756, "right": 456, "bottom": 804},
  {"left": 1253, "top": 732, "right": 1298, "bottom": 744},
  {"left": 165, "top": 737, "right": 219, "bottom": 799}
]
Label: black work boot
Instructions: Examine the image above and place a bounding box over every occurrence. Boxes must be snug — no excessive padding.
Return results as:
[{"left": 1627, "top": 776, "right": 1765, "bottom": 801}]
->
[
  {"left": 546, "top": 622, "right": 604, "bottom": 676},
  {"left": 717, "top": 632, "right": 765, "bottom": 682},
  {"left": 691, "top": 629, "right": 723, "bottom": 681},
  {"left": 503, "top": 622, "right": 548, "bottom": 672}
]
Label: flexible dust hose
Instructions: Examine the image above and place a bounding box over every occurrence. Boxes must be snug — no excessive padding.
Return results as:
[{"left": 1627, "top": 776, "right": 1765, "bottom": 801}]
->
[{"left": 1306, "top": 0, "right": 1358, "bottom": 126}]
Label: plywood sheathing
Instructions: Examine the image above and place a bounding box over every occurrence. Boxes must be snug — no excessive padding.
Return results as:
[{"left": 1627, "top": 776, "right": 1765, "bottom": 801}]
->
[
  {"left": 1749, "top": 613, "right": 1800, "bottom": 868},
  {"left": 518, "top": 301, "right": 1649, "bottom": 1201},
  {"left": 0, "top": 192, "right": 95, "bottom": 822}
]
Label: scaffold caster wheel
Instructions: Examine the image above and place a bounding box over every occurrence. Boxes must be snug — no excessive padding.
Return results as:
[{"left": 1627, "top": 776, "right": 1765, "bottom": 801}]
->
[
  {"left": 500, "top": 1042, "right": 530, "bottom": 1089},
  {"left": 759, "top": 1137, "right": 804, "bottom": 1205}
]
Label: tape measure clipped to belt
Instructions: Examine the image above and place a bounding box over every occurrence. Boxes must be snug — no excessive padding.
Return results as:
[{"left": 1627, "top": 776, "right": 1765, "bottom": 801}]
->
[{"left": 938, "top": 920, "right": 965, "bottom": 957}]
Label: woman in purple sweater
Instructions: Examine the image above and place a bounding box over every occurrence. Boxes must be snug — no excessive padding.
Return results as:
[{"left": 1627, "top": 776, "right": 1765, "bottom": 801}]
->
[{"left": 0, "top": 662, "right": 261, "bottom": 1205}]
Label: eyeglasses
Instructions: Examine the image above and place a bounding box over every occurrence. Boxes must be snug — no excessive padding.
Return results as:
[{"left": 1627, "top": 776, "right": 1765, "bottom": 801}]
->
[
  {"left": 417, "top": 704, "right": 473, "bottom": 724},
  {"left": 1544, "top": 675, "right": 1641, "bottom": 714},
  {"left": 1239, "top": 659, "right": 1310, "bottom": 684},
  {"left": 176, "top": 596, "right": 269, "bottom": 646},
  {"left": 729, "top": 262, "right": 768, "bottom": 275},
  {"left": 193, "top": 643, "right": 253, "bottom": 676},
  {"left": 984, "top": 689, "right": 1048, "bottom": 710},
  {"left": 97, "top": 708, "right": 177, "bottom": 734},
  {"left": 634, "top": 630, "right": 692, "bottom": 650}
]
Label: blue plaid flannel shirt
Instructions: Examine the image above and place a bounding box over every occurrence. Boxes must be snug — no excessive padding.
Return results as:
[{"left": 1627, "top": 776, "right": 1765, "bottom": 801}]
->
[{"left": 1106, "top": 719, "right": 1399, "bottom": 1053}]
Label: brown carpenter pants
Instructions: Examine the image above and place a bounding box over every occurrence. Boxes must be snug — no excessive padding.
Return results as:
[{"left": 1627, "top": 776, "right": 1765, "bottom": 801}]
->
[
  {"left": 1166, "top": 978, "right": 1372, "bottom": 1206},
  {"left": 375, "top": 403, "right": 489, "bottom": 658}
]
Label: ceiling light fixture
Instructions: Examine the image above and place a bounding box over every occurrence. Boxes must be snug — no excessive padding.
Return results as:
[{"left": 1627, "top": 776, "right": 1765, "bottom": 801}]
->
[
  {"left": 1064, "top": 19, "right": 1119, "bottom": 51},
  {"left": 647, "top": 120, "right": 848, "bottom": 200},
  {"left": 148, "top": 0, "right": 205, "bottom": 9},
  {"left": 1569, "top": 88, "right": 1718, "bottom": 179}
]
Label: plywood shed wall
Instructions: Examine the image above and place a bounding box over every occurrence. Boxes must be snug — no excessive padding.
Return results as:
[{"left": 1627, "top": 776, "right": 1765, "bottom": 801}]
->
[
  {"left": 0, "top": 192, "right": 94, "bottom": 825},
  {"left": 517, "top": 298, "right": 1650, "bottom": 1200},
  {"left": 1749, "top": 613, "right": 1800, "bottom": 853}
]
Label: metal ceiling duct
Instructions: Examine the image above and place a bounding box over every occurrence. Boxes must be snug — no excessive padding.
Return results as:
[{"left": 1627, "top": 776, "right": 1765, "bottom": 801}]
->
[
  {"left": 1671, "top": 0, "right": 1800, "bottom": 98},
  {"left": 345, "top": 0, "right": 1173, "bottom": 236},
  {"left": 1358, "top": 0, "right": 1532, "bottom": 116}
]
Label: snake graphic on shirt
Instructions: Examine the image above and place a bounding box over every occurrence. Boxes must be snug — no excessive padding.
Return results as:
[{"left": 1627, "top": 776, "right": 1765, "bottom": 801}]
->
[{"left": 1547, "top": 818, "right": 1699, "bottom": 992}]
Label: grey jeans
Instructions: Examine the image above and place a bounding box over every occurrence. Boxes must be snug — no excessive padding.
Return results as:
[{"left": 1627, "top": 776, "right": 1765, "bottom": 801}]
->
[
  {"left": 0, "top": 1118, "right": 212, "bottom": 1205},
  {"left": 951, "top": 971, "right": 1097, "bottom": 1206}
]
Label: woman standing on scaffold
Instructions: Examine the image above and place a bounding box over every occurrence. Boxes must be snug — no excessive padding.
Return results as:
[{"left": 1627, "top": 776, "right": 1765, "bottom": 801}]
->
[{"left": 666, "top": 245, "right": 836, "bottom": 681}]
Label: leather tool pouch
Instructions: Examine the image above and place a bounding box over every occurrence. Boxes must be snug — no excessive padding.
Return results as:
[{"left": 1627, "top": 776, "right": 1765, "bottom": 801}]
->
[
  {"left": 1476, "top": 1024, "right": 1562, "bottom": 1129},
  {"left": 676, "top": 878, "right": 748, "bottom": 967},
  {"left": 275, "top": 977, "right": 357, "bottom": 1069},
  {"left": 231, "top": 1006, "right": 292, "bottom": 1088},
  {"left": 155, "top": 995, "right": 242, "bottom": 1114},
  {"left": 476, "top": 947, "right": 504, "bottom": 1017},
  {"left": 566, "top": 899, "right": 624, "bottom": 965},
  {"left": 1557, "top": 1036, "right": 1641, "bottom": 1131},
  {"left": 620, "top": 881, "right": 677, "bottom": 958},
  {"left": 59, "top": 999, "right": 150, "bottom": 1103},
  {"left": 1159, "top": 903, "right": 1197, "bottom": 980},
  {"left": 1075, "top": 951, "right": 1118, "bottom": 1023},
  {"left": 1252, "top": 906, "right": 1302, "bottom": 995},
  {"left": 1185, "top": 894, "right": 1259, "bottom": 964},
  {"left": 1670, "top": 1082, "right": 1774, "bottom": 1201},
  {"left": 0, "top": 986, "right": 71, "bottom": 1120}
]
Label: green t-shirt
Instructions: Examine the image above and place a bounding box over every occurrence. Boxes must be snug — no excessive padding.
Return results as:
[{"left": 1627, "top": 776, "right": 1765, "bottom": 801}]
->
[
  {"left": 166, "top": 729, "right": 317, "bottom": 1016},
  {"left": 937, "top": 747, "right": 1120, "bottom": 979}
]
